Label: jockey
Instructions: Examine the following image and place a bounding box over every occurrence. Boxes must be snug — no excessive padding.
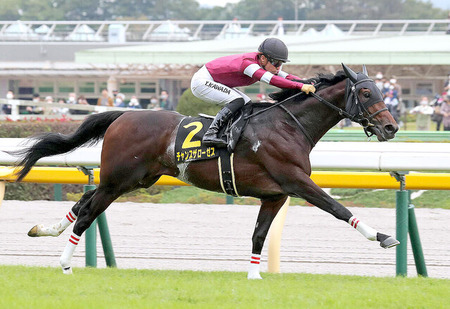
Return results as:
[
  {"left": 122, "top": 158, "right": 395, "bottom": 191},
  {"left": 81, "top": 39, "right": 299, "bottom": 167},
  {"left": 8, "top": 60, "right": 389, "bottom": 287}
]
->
[{"left": 191, "top": 37, "right": 316, "bottom": 147}]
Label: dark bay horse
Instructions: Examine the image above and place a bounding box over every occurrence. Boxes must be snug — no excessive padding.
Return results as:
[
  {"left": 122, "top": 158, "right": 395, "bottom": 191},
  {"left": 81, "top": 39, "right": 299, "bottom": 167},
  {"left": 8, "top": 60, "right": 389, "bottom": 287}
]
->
[{"left": 11, "top": 64, "right": 399, "bottom": 279}]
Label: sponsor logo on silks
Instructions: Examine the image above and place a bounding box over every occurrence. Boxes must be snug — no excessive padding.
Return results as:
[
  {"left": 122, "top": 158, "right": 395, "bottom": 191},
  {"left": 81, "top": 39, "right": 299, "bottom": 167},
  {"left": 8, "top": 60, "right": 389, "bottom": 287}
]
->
[{"left": 205, "top": 81, "right": 231, "bottom": 95}]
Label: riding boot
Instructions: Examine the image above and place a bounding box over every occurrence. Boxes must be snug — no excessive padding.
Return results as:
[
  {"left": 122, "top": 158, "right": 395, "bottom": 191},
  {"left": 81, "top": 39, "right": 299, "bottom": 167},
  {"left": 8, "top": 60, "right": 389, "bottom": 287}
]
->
[{"left": 203, "top": 98, "right": 245, "bottom": 147}]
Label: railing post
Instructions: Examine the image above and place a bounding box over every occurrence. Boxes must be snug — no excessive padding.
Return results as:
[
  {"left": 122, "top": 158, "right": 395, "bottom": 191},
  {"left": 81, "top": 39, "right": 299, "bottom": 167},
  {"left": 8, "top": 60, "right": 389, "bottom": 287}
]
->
[
  {"left": 408, "top": 200, "right": 428, "bottom": 277},
  {"left": 226, "top": 195, "right": 234, "bottom": 204},
  {"left": 54, "top": 184, "right": 62, "bottom": 201},
  {"left": 80, "top": 167, "right": 98, "bottom": 267},
  {"left": 267, "top": 197, "right": 290, "bottom": 273},
  {"left": 391, "top": 171, "right": 409, "bottom": 277},
  {"left": 10, "top": 100, "right": 19, "bottom": 121},
  {"left": 97, "top": 212, "right": 117, "bottom": 268}
]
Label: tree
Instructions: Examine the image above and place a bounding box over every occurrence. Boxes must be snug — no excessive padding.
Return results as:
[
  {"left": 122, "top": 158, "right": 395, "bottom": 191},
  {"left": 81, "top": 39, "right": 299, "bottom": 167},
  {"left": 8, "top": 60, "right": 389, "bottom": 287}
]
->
[{"left": 0, "top": 0, "right": 446, "bottom": 21}]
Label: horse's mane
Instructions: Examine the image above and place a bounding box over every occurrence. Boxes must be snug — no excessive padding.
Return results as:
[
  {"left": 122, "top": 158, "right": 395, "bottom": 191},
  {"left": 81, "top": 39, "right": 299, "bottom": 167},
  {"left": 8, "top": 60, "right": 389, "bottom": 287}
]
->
[{"left": 269, "top": 70, "right": 347, "bottom": 102}]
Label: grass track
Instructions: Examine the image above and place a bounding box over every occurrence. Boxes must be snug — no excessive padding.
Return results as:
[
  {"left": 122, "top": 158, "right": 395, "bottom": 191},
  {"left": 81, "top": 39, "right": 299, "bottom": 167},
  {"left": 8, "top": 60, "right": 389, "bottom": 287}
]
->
[{"left": 0, "top": 266, "right": 448, "bottom": 308}]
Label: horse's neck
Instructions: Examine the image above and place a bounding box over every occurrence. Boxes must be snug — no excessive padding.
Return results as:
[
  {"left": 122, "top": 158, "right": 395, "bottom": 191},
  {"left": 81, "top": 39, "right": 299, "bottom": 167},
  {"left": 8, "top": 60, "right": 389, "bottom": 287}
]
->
[{"left": 290, "top": 82, "right": 346, "bottom": 146}]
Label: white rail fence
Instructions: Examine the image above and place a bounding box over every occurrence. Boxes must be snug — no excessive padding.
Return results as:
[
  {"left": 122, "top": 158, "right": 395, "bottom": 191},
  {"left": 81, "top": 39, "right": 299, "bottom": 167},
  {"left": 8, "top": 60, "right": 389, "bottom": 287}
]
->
[
  {"left": 0, "top": 98, "right": 136, "bottom": 121},
  {"left": 1, "top": 139, "right": 450, "bottom": 171},
  {"left": 0, "top": 19, "right": 447, "bottom": 43}
]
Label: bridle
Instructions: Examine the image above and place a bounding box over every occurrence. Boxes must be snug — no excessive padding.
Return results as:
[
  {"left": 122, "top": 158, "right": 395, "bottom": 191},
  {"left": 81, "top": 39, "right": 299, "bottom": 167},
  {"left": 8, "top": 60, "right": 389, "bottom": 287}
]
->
[
  {"left": 313, "top": 78, "right": 388, "bottom": 138},
  {"left": 245, "top": 76, "right": 388, "bottom": 147}
]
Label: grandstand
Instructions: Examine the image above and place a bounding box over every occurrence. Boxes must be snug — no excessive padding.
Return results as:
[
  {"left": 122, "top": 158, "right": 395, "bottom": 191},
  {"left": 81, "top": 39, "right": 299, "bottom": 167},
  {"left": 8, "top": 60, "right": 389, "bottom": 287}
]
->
[{"left": 0, "top": 19, "right": 448, "bottom": 108}]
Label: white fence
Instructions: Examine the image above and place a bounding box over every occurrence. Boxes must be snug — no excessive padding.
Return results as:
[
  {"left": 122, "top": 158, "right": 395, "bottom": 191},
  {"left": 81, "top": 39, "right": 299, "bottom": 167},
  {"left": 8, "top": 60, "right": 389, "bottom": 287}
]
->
[
  {"left": 1, "top": 138, "right": 450, "bottom": 172},
  {"left": 0, "top": 98, "right": 136, "bottom": 121},
  {"left": 0, "top": 19, "right": 447, "bottom": 42}
]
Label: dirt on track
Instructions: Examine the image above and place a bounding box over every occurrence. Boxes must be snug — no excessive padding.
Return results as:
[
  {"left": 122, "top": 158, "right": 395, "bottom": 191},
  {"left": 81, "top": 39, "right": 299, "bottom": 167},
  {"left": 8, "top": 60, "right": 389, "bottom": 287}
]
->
[{"left": 0, "top": 201, "right": 449, "bottom": 278}]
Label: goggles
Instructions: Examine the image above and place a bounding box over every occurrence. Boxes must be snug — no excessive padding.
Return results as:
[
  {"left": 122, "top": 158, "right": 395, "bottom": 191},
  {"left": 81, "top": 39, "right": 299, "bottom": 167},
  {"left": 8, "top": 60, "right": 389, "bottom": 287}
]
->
[{"left": 266, "top": 56, "right": 284, "bottom": 68}]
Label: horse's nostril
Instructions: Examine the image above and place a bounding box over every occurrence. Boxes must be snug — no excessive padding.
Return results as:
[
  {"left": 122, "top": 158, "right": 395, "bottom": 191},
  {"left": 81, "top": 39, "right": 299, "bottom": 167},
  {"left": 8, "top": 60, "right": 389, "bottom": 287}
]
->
[{"left": 384, "top": 124, "right": 398, "bottom": 134}]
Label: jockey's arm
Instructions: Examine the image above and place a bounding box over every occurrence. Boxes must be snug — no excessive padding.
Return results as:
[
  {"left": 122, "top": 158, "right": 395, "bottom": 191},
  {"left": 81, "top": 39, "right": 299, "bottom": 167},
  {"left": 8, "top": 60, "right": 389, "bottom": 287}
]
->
[
  {"left": 243, "top": 62, "right": 304, "bottom": 90},
  {"left": 278, "top": 70, "right": 301, "bottom": 81}
]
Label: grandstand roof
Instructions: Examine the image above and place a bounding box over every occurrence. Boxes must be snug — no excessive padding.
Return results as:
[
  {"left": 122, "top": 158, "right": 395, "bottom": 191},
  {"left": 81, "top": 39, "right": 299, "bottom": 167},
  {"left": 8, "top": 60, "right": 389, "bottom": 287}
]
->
[{"left": 75, "top": 34, "right": 450, "bottom": 66}]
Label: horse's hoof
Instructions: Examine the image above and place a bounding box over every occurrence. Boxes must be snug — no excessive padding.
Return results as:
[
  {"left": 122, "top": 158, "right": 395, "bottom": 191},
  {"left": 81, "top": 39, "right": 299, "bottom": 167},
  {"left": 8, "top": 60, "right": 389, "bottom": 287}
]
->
[
  {"left": 247, "top": 273, "right": 263, "bottom": 280},
  {"left": 27, "top": 225, "right": 41, "bottom": 237},
  {"left": 62, "top": 266, "right": 73, "bottom": 275},
  {"left": 380, "top": 236, "right": 400, "bottom": 249}
]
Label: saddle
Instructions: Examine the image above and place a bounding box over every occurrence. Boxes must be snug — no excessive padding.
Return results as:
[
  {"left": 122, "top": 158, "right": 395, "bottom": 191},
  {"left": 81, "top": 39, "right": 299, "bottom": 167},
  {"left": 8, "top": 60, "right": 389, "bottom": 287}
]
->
[
  {"left": 174, "top": 104, "right": 257, "bottom": 197},
  {"left": 175, "top": 104, "right": 255, "bottom": 164}
]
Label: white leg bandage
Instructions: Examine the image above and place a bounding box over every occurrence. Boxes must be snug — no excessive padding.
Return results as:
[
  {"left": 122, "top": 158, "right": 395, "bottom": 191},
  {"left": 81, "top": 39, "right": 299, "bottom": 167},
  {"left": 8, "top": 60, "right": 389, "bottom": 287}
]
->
[
  {"left": 349, "top": 216, "right": 377, "bottom": 241},
  {"left": 247, "top": 254, "right": 263, "bottom": 280},
  {"left": 60, "top": 232, "right": 80, "bottom": 275}
]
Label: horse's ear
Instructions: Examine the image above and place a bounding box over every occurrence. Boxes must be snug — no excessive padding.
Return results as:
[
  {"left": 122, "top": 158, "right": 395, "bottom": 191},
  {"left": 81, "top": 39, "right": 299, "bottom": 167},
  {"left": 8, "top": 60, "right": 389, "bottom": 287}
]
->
[
  {"left": 362, "top": 64, "right": 368, "bottom": 76},
  {"left": 342, "top": 63, "right": 357, "bottom": 83}
]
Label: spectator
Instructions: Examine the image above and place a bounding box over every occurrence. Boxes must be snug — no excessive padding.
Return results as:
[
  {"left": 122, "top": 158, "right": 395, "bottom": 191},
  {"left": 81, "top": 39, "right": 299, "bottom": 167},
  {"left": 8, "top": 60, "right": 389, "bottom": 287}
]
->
[
  {"left": 30, "top": 93, "right": 43, "bottom": 114},
  {"left": 97, "top": 89, "right": 113, "bottom": 106},
  {"left": 114, "top": 93, "right": 126, "bottom": 107},
  {"left": 112, "top": 89, "right": 119, "bottom": 104},
  {"left": 443, "top": 72, "right": 450, "bottom": 96},
  {"left": 409, "top": 96, "right": 434, "bottom": 131},
  {"left": 159, "top": 90, "right": 171, "bottom": 110},
  {"left": 67, "top": 92, "right": 77, "bottom": 104},
  {"left": 128, "top": 95, "right": 142, "bottom": 109},
  {"left": 66, "top": 92, "right": 78, "bottom": 114},
  {"left": 431, "top": 95, "right": 444, "bottom": 131},
  {"left": 381, "top": 80, "right": 391, "bottom": 97},
  {"left": 147, "top": 96, "right": 159, "bottom": 110},
  {"left": 76, "top": 95, "right": 90, "bottom": 115},
  {"left": 44, "top": 96, "right": 55, "bottom": 115},
  {"left": 375, "top": 72, "right": 384, "bottom": 91},
  {"left": 56, "top": 98, "right": 69, "bottom": 116},
  {"left": 385, "top": 86, "right": 399, "bottom": 123},
  {"left": 45, "top": 96, "right": 53, "bottom": 104},
  {"left": 441, "top": 95, "right": 450, "bottom": 131},
  {"left": 3, "top": 90, "right": 14, "bottom": 114}
]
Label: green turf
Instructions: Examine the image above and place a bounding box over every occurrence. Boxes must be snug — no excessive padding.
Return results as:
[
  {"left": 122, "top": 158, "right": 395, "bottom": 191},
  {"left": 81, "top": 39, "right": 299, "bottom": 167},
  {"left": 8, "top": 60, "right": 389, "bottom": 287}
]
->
[{"left": 0, "top": 266, "right": 448, "bottom": 309}]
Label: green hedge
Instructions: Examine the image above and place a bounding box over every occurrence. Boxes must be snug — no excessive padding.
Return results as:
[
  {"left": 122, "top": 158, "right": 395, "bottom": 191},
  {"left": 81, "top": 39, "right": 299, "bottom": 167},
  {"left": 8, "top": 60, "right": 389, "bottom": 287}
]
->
[
  {"left": 0, "top": 120, "right": 81, "bottom": 137},
  {"left": 1, "top": 120, "right": 84, "bottom": 200},
  {"left": 176, "top": 88, "right": 221, "bottom": 116}
]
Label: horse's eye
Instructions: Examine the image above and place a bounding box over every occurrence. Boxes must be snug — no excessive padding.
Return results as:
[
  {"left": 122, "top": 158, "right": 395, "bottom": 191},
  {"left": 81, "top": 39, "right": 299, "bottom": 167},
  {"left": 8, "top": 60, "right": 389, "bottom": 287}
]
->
[{"left": 363, "top": 92, "right": 370, "bottom": 98}]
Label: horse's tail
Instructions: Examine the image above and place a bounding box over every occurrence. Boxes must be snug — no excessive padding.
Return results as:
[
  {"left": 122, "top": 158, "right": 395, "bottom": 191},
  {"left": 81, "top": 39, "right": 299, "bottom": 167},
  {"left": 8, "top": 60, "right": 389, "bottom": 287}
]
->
[{"left": 10, "top": 111, "right": 126, "bottom": 182}]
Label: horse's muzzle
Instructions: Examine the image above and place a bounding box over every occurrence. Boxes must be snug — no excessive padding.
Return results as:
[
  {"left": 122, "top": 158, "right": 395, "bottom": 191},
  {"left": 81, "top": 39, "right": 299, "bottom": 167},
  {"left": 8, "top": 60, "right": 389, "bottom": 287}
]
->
[{"left": 368, "top": 123, "right": 398, "bottom": 141}]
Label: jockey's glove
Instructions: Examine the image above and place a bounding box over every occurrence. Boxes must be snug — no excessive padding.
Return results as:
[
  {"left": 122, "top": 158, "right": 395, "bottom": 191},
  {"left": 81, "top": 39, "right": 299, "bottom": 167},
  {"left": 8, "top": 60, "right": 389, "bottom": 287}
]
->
[{"left": 301, "top": 84, "right": 316, "bottom": 94}]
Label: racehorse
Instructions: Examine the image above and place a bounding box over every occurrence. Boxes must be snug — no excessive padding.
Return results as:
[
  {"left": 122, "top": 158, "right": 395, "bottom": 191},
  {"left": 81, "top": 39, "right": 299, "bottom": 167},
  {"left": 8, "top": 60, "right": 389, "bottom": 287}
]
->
[{"left": 10, "top": 64, "right": 399, "bottom": 279}]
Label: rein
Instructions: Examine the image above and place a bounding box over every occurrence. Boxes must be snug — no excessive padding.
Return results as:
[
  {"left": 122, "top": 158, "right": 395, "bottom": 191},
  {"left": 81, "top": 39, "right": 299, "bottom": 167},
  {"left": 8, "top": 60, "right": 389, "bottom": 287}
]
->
[
  {"left": 244, "top": 92, "right": 316, "bottom": 147},
  {"left": 244, "top": 76, "right": 388, "bottom": 146}
]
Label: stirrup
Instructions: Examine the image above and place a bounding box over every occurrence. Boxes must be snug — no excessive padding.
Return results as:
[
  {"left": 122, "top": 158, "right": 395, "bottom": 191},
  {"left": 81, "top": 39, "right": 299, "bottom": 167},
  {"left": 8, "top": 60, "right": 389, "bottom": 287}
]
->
[{"left": 202, "top": 134, "right": 227, "bottom": 147}]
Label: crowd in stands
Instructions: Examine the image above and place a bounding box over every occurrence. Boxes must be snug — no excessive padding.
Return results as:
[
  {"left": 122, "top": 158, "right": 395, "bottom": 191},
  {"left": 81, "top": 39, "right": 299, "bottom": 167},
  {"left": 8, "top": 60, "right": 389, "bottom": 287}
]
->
[
  {"left": 1, "top": 88, "right": 174, "bottom": 117},
  {"left": 2, "top": 79, "right": 449, "bottom": 131},
  {"left": 337, "top": 71, "right": 450, "bottom": 131}
]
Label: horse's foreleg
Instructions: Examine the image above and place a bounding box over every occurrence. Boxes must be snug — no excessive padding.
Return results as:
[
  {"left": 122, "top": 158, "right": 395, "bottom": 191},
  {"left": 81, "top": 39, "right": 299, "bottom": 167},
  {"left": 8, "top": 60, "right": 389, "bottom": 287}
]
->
[
  {"left": 27, "top": 189, "right": 96, "bottom": 237},
  {"left": 288, "top": 176, "right": 399, "bottom": 248},
  {"left": 248, "top": 196, "right": 288, "bottom": 280}
]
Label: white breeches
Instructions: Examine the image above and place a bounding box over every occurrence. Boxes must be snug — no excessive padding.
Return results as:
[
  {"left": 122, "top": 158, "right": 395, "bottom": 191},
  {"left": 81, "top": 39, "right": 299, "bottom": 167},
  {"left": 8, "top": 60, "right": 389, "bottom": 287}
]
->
[{"left": 191, "top": 65, "right": 251, "bottom": 106}]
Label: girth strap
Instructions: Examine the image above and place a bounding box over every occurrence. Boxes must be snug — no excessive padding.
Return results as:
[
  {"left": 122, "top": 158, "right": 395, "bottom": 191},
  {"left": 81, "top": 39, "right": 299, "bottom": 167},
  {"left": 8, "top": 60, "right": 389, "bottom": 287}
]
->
[{"left": 218, "top": 150, "right": 239, "bottom": 197}]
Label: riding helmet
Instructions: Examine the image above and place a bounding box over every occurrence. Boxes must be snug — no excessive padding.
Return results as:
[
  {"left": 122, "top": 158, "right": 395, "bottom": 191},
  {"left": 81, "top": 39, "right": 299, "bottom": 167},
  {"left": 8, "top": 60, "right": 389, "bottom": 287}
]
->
[{"left": 258, "top": 38, "right": 290, "bottom": 62}]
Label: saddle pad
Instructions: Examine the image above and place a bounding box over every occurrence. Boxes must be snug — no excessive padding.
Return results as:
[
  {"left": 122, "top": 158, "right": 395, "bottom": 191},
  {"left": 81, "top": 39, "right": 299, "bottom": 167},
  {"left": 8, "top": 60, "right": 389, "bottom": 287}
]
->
[{"left": 175, "top": 117, "right": 219, "bottom": 163}]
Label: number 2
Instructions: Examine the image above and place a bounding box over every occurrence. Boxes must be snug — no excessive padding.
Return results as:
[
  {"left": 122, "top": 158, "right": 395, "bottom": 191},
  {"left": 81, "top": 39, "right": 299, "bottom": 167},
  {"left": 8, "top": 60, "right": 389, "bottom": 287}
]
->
[{"left": 182, "top": 122, "right": 203, "bottom": 149}]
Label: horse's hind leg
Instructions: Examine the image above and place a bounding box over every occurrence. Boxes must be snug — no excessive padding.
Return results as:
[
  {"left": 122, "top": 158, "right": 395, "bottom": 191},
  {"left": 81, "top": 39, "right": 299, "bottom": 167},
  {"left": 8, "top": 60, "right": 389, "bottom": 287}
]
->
[
  {"left": 27, "top": 189, "right": 96, "bottom": 237},
  {"left": 248, "top": 195, "right": 288, "bottom": 280},
  {"left": 59, "top": 174, "right": 161, "bottom": 274},
  {"left": 59, "top": 187, "right": 117, "bottom": 274}
]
